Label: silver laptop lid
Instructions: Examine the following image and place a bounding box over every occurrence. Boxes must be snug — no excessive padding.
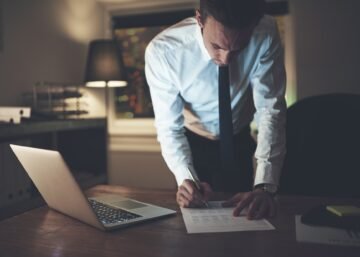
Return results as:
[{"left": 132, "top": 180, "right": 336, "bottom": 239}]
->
[{"left": 10, "top": 144, "right": 104, "bottom": 230}]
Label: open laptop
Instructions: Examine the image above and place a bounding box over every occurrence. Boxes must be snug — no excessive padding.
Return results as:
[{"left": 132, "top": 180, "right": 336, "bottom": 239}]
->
[{"left": 10, "top": 144, "right": 176, "bottom": 231}]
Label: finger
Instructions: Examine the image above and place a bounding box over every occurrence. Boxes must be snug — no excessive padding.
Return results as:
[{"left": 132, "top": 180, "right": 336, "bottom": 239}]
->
[
  {"left": 222, "top": 193, "right": 243, "bottom": 207},
  {"left": 254, "top": 200, "right": 269, "bottom": 220},
  {"left": 180, "top": 191, "right": 197, "bottom": 208},
  {"left": 200, "top": 182, "right": 212, "bottom": 200},
  {"left": 183, "top": 180, "right": 204, "bottom": 202},
  {"left": 176, "top": 190, "right": 181, "bottom": 205},
  {"left": 176, "top": 190, "right": 184, "bottom": 206},
  {"left": 178, "top": 185, "right": 194, "bottom": 202},
  {"left": 177, "top": 193, "right": 190, "bottom": 207},
  {"left": 233, "top": 194, "right": 254, "bottom": 216},
  {"left": 247, "top": 197, "right": 262, "bottom": 219},
  {"left": 178, "top": 184, "right": 207, "bottom": 208},
  {"left": 182, "top": 180, "right": 196, "bottom": 195}
]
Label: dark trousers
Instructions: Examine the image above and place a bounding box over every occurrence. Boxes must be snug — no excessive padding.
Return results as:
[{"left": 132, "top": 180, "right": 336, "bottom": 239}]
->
[{"left": 185, "top": 126, "right": 256, "bottom": 193}]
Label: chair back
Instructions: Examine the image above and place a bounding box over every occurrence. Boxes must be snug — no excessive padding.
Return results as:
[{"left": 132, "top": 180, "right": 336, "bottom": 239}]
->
[{"left": 279, "top": 93, "right": 360, "bottom": 197}]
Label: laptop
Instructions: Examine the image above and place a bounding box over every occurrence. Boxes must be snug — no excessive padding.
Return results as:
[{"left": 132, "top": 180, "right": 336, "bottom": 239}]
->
[{"left": 10, "top": 144, "right": 176, "bottom": 231}]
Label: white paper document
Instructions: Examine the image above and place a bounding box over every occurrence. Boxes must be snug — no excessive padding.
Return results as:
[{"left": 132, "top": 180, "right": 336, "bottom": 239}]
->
[
  {"left": 295, "top": 215, "right": 360, "bottom": 247},
  {"left": 181, "top": 201, "right": 275, "bottom": 234}
]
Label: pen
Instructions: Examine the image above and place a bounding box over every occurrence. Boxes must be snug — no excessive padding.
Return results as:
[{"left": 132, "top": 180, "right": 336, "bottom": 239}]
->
[{"left": 186, "top": 167, "right": 209, "bottom": 208}]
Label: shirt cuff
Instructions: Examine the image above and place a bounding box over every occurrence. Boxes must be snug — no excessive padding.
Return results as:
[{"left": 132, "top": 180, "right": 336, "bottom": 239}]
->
[
  {"left": 174, "top": 165, "right": 194, "bottom": 186},
  {"left": 253, "top": 161, "right": 281, "bottom": 187}
]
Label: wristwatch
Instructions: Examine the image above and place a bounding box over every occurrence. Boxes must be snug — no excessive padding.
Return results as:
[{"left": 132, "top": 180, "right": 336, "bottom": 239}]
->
[{"left": 255, "top": 183, "right": 278, "bottom": 196}]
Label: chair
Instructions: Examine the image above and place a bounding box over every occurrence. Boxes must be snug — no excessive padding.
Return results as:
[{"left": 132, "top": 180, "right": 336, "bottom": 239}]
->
[{"left": 279, "top": 93, "right": 360, "bottom": 198}]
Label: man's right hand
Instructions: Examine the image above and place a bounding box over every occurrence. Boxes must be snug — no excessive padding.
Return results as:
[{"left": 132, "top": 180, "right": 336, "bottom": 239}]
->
[{"left": 176, "top": 179, "right": 212, "bottom": 208}]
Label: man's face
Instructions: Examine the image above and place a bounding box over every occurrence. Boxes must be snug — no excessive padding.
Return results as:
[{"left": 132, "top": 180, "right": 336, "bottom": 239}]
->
[{"left": 196, "top": 10, "right": 256, "bottom": 66}]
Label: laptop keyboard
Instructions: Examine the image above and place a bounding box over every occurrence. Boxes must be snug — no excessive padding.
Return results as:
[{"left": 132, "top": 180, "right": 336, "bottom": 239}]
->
[{"left": 89, "top": 199, "right": 142, "bottom": 225}]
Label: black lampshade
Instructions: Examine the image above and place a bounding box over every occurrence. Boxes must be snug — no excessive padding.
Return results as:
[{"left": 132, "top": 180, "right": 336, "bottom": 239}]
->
[{"left": 84, "top": 39, "right": 127, "bottom": 87}]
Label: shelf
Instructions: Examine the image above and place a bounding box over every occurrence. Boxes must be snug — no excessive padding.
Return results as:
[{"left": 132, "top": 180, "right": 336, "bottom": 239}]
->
[{"left": 0, "top": 118, "right": 106, "bottom": 142}]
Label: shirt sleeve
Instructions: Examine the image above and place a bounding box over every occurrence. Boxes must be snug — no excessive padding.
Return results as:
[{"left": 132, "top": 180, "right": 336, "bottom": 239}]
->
[
  {"left": 250, "top": 22, "right": 287, "bottom": 187},
  {"left": 145, "top": 42, "right": 194, "bottom": 186}
]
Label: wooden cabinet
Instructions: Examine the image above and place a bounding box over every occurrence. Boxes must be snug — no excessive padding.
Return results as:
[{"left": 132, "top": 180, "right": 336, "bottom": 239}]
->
[{"left": 0, "top": 118, "right": 107, "bottom": 220}]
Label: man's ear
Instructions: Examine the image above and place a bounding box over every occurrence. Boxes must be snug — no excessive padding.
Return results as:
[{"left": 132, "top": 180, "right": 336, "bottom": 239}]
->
[{"left": 195, "top": 9, "right": 204, "bottom": 28}]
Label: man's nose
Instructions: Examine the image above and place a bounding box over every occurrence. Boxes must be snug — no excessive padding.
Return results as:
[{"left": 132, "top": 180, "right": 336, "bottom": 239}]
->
[{"left": 219, "top": 51, "right": 231, "bottom": 65}]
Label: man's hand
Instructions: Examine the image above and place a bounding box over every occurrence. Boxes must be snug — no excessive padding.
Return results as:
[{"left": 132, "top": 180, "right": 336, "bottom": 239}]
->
[
  {"left": 176, "top": 179, "right": 212, "bottom": 208},
  {"left": 222, "top": 188, "right": 276, "bottom": 219}
]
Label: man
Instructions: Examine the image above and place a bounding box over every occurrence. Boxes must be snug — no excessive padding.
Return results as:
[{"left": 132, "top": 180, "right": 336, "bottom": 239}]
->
[{"left": 145, "top": 0, "right": 286, "bottom": 219}]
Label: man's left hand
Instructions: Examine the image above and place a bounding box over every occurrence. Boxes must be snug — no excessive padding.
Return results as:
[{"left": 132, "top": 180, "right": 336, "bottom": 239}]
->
[{"left": 222, "top": 188, "right": 276, "bottom": 219}]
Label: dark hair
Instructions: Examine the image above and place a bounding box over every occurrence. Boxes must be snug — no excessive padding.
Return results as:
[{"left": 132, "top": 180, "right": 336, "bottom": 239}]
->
[{"left": 199, "top": 0, "right": 265, "bottom": 29}]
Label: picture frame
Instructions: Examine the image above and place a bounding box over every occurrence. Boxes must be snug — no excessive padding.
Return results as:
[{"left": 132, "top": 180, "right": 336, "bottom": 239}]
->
[{"left": 112, "top": 9, "right": 195, "bottom": 119}]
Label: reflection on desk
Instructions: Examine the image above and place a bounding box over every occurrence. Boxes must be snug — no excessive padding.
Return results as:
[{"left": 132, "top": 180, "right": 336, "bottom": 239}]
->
[{"left": 0, "top": 185, "right": 359, "bottom": 257}]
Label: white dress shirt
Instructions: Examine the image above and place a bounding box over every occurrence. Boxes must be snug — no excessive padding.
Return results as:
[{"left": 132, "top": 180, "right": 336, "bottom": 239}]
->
[{"left": 145, "top": 15, "right": 286, "bottom": 187}]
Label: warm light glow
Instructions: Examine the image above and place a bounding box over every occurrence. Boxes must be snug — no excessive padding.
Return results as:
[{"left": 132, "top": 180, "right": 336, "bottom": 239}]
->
[
  {"left": 86, "top": 81, "right": 106, "bottom": 88},
  {"left": 108, "top": 81, "right": 127, "bottom": 87},
  {"left": 86, "top": 81, "right": 127, "bottom": 88}
]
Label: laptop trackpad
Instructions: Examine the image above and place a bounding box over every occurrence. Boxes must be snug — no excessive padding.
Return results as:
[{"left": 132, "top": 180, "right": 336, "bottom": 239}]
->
[{"left": 112, "top": 200, "right": 147, "bottom": 210}]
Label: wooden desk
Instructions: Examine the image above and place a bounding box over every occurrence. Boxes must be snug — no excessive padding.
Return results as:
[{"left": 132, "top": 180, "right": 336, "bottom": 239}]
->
[{"left": 0, "top": 185, "right": 359, "bottom": 257}]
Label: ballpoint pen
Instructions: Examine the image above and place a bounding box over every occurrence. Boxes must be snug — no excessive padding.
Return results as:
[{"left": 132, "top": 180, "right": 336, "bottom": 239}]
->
[{"left": 186, "top": 167, "right": 209, "bottom": 208}]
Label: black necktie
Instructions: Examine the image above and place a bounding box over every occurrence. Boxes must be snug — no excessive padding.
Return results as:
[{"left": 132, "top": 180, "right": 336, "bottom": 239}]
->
[{"left": 218, "top": 66, "right": 236, "bottom": 174}]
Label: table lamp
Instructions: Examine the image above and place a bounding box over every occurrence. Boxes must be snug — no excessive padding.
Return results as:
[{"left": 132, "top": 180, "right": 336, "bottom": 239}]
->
[{"left": 84, "top": 39, "right": 127, "bottom": 119}]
